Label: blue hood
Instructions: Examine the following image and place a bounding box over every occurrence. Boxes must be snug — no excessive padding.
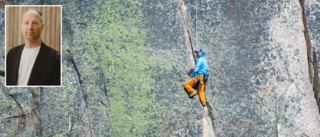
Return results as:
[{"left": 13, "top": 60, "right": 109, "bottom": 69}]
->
[
  {"left": 191, "top": 50, "right": 209, "bottom": 77},
  {"left": 199, "top": 50, "right": 206, "bottom": 58}
]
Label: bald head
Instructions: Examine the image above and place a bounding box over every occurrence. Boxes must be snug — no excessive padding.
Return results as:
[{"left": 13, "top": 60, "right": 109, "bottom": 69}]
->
[{"left": 22, "top": 9, "right": 43, "bottom": 24}]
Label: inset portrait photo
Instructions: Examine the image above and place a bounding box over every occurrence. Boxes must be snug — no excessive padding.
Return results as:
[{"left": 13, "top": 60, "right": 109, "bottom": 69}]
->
[{"left": 5, "top": 5, "right": 62, "bottom": 87}]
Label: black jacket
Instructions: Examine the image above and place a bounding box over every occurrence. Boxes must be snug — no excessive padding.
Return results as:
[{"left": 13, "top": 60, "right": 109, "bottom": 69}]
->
[{"left": 6, "top": 42, "right": 60, "bottom": 86}]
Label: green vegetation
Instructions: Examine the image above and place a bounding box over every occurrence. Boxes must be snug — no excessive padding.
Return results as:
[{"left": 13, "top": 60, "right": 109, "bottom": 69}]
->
[{"left": 67, "top": 0, "right": 161, "bottom": 136}]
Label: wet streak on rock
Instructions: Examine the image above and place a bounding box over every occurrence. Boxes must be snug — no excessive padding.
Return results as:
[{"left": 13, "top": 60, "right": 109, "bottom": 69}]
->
[
  {"left": 66, "top": 50, "right": 94, "bottom": 137},
  {"left": 299, "top": 0, "right": 320, "bottom": 113},
  {"left": 93, "top": 42, "right": 109, "bottom": 102}
]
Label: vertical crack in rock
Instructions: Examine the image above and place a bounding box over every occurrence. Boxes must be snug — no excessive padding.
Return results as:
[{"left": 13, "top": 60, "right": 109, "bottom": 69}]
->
[
  {"left": 67, "top": 50, "right": 94, "bottom": 137},
  {"left": 178, "top": 0, "right": 196, "bottom": 65},
  {"left": 93, "top": 42, "right": 109, "bottom": 103},
  {"left": 299, "top": 0, "right": 320, "bottom": 113},
  {"left": 0, "top": 82, "right": 26, "bottom": 136},
  {"left": 299, "top": 0, "right": 313, "bottom": 83},
  {"left": 178, "top": 0, "right": 216, "bottom": 136},
  {"left": 29, "top": 87, "right": 42, "bottom": 137}
]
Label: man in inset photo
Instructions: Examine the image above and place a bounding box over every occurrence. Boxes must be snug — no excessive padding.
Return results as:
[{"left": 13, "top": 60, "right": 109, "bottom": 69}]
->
[{"left": 6, "top": 6, "right": 61, "bottom": 86}]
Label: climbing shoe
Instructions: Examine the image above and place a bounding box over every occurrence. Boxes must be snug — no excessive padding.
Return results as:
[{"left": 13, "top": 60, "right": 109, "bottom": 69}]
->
[
  {"left": 189, "top": 91, "right": 197, "bottom": 97},
  {"left": 202, "top": 102, "right": 207, "bottom": 107}
]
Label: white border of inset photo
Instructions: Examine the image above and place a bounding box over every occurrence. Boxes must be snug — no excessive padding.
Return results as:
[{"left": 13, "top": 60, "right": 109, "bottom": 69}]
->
[{"left": 5, "top": 5, "right": 62, "bottom": 87}]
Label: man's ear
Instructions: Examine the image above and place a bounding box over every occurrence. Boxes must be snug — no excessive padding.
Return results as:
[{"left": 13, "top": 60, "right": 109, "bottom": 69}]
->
[{"left": 41, "top": 24, "right": 44, "bottom": 32}]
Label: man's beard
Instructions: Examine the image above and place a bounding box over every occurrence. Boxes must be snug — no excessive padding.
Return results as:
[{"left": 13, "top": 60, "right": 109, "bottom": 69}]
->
[{"left": 25, "top": 32, "right": 40, "bottom": 41}]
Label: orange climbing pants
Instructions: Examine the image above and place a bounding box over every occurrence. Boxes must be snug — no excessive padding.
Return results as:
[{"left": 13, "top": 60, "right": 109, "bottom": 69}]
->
[{"left": 184, "top": 76, "right": 207, "bottom": 102}]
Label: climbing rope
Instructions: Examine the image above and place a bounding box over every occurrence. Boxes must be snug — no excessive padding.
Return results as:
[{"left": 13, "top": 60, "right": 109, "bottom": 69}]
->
[
  {"left": 196, "top": 0, "right": 216, "bottom": 136},
  {"left": 195, "top": 0, "right": 198, "bottom": 47},
  {"left": 195, "top": 0, "right": 216, "bottom": 135}
]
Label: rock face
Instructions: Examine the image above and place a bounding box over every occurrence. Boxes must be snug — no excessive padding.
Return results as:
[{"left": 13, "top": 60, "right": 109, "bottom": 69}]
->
[
  {"left": 306, "top": 0, "right": 320, "bottom": 115},
  {"left": 0, "top": 0, "right": 319, "bottom": 136}
]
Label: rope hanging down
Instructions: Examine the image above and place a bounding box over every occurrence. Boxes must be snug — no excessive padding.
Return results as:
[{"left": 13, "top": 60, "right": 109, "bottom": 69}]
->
[
  {"left": 196, "top": 0, "right": 198, "bottom": 47},
  {"left": 195, "top": 0, "right": 216, "bottom": 136}
]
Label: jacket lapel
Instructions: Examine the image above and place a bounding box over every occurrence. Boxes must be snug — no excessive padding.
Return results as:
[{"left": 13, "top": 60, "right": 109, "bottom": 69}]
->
[{"left": 28, "top": 42, "right": 48, "bottom": 85}]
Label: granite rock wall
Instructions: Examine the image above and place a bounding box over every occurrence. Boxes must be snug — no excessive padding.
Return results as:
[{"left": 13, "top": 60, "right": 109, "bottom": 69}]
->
[{"left": 0, "top": 0, "right": 319, "bottom": 136}]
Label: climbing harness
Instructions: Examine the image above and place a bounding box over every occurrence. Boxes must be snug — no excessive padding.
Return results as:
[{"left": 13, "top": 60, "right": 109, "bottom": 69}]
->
[
  {"left": 199, "top": 73, "right": 209, "bottom": 83},
  {"left": 203, "top": 74, "right": 209, "bottom": 81},
  {"left": 194, "top": 73, "right": 209, "bottom": 85}
]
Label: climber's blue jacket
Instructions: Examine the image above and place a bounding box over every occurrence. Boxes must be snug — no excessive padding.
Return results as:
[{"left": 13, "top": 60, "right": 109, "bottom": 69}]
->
[{"left": 190, "top": 50, "right": 209, "bottom": 78}]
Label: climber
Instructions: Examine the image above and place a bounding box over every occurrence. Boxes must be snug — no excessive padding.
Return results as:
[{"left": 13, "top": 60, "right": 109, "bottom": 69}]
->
[{"left": 184, "top": 47, "right": 209, "bottom": 107}]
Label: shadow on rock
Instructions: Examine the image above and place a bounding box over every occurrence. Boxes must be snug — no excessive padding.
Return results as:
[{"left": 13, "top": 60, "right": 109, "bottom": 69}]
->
[{"left": 187, "top": 68, "right": 194, "bottom": 76}]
